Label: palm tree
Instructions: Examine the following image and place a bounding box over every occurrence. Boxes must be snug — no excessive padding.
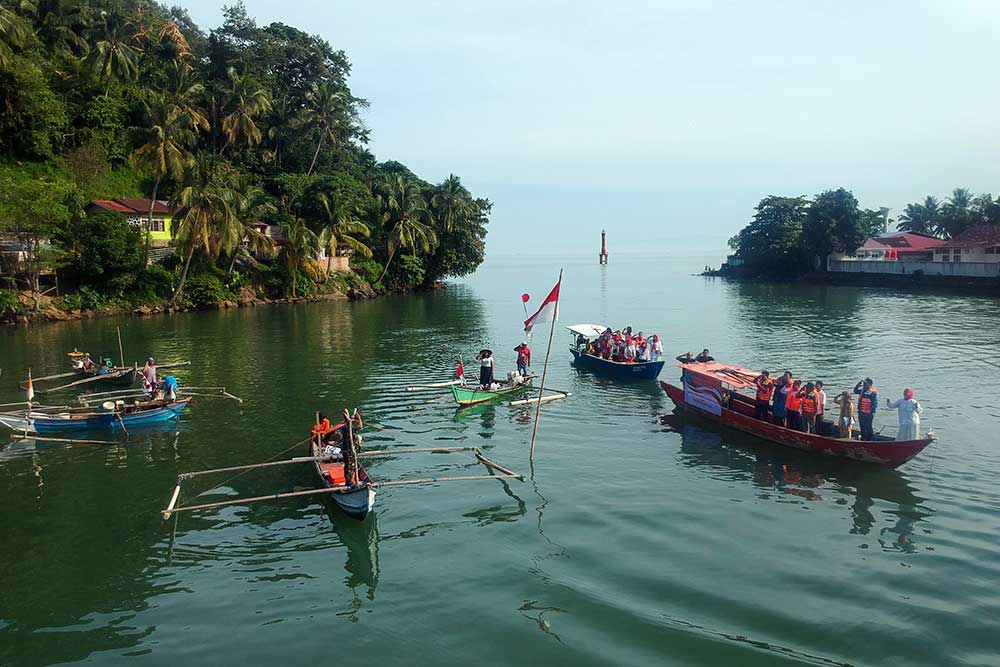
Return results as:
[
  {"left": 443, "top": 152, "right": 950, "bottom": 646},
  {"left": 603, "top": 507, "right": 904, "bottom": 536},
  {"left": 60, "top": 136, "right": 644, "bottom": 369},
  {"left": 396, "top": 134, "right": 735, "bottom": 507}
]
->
[
  {"left": 431, "top": 174, "right": 475, "bottom": 233},
  {"left": 316, "top": 192, "right": 371, "bottom": 275},
  {"left": 163, "top": 61, "right": 209, "bottom": 131},
  {"left": 896, "top": 196, "right": 940, "bottom": 236},
  {"left": 267, "top": 96, "right": 298, "bottom": 169},
  {"left": 938, "top": 188, "right": 975, "bottom": 239},
  {"left": 278, "top": 217, "right": 319, "bottom": 297},
  {"left": 169, "top": 156, "right": 235, "bottom": 306},
  {"left": 220, "top": 67, "right": 271, "bottom": 152},
  {"left": 375, "top": 174, "right": 437, "bottom": 283},
  {"left": 86, "top": 9, "right": 140, "bottom": 96},
  {"left": 0, "top": 5, "right": 33, "bottom": 67},
  {"left": 133, "top": 95, "right": 199, "bottom": 265},
  {"left": 301, "top": 82, "right": 344, "bottom": 175},
  {"left": 226, "top": 173, "right": 276, "bottom": 274},
  {"left": 25, "top": 0, "right": 89, "bottom": 60}
]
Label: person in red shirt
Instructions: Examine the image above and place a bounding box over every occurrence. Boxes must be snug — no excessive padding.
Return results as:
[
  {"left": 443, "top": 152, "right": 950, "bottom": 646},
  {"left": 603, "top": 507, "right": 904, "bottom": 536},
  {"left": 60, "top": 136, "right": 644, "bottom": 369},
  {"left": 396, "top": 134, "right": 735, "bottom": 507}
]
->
[{"left": 514, "top": 342, "right": 531, "bottom": 375}]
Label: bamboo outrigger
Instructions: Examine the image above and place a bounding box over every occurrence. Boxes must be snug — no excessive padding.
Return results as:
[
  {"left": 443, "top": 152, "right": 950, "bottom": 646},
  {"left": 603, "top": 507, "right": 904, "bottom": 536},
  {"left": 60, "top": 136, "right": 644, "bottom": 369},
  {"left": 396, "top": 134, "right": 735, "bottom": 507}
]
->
[{"left": 162, "top": 409, "right": 524, "bottom": 522}]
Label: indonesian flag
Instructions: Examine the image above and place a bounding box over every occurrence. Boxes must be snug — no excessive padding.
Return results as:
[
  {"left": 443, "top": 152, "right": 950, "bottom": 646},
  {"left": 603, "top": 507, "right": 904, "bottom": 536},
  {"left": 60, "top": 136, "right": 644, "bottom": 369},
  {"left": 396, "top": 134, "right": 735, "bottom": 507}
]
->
[
  {"left": 523, "top": 276, "right": 561, "bottom": 333},
  {"left": 455, "top": 362, "right": 464, "bottom": 379},
  {"left": 26, "top": 370, "right": 34, "bottom": 404}
]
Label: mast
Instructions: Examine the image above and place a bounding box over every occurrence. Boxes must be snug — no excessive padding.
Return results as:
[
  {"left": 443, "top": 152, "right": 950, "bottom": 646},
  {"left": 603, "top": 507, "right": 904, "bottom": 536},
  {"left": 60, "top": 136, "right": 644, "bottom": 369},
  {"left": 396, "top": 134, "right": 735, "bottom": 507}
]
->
[{"left": 529, "top": 269, "right": 562, "bottom": 464}]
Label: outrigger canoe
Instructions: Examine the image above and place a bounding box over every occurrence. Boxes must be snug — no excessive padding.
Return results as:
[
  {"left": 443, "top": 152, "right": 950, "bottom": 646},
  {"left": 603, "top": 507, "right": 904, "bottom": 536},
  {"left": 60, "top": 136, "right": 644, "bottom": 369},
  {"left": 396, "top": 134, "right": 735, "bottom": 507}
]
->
[
  {"left": 0, "top": 399, "right": 190, "bottom": 434},
  {"left": 309, "top": 420, "right": 375, "bottom": 520},
  {"left": 451, "top": 381, "right": 533, "bottom": 407},
  {"left": 567, "top": 324, "right": 665, "bottom": 380},
  {"left": 661, "top": 362, "right": 934, "bottom": 468}
]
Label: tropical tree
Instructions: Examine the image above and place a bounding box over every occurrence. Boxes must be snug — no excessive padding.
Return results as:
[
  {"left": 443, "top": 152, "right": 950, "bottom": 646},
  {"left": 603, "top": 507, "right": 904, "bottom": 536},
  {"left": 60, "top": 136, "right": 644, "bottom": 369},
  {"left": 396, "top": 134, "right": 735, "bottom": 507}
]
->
[
  {"left": 0, "top": 5, "right": 33, "bottom": 67},
  {"left": 802, "top": 188, "right": 864, "bottom": 267},
  {"left": 897, "top": 196, "right": 940, "bottom": 236},
  {"left": 220, "top": 66, "right": 271, "bottom": 152},
  {"left": 169, "top": 156, "right": 235, "bottom": 305},
  {"left": 85, "top": 8, "right": 140, "bottom": 96},
  {"left": 316, "top": 192, "right": 371, "bottom": 274},
  {"left": 225, "top": 173, "right": 276, "bottom": 274},
  {"left": 267, "top": 96, "right": 298, "bottom": 169},
  {"left": 937, "top": 187, "right": 976, "bottom": 239},
  {"left": 375, "top": 174, "right": 437, "bottom": 283},
  {"left": 133, "top": 93, "right": 198, "bottom": 264},
  {"left": 728, "top": 195, "right": 809, "bottom": 271},
  {"left": 278, "top": 217, "right": 319, "bottom": 297},
  {"left": 301, "top": 81, "right": 344, "bottom": 175},
  {"left": 24, "top": 0, "right": 89, "bottom": 60},
  {"left": 431, "top": 174, "right": 476, "bottom": 233}
]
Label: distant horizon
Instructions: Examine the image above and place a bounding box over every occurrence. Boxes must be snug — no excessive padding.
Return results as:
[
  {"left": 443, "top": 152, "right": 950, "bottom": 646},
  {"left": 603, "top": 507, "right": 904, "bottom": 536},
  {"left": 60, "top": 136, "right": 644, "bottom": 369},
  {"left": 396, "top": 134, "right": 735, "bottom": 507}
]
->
[{"left": 176, "top": 1, "right": 1000, "bottom": 257}]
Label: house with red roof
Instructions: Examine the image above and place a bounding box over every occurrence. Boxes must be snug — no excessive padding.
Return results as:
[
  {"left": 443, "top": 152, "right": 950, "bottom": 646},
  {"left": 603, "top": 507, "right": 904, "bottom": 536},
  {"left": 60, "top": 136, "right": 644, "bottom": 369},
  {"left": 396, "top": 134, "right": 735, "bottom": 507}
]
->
[
  {"left": 84, "top": 198, "right": 176, "bottom": 247},
  {"left": 931, "top": 224, "right": 1000, "bottom": 264},
  {"left": 846, "top": 232, "right": 944, "bottom": 261}
]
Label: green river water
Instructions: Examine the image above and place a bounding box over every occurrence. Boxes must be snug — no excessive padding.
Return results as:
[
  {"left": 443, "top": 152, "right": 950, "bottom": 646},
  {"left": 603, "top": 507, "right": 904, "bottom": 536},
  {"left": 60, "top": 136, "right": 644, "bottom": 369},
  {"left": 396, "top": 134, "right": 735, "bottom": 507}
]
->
[{"left": 1, "top": 254, "right": 998, "bottom": 666}]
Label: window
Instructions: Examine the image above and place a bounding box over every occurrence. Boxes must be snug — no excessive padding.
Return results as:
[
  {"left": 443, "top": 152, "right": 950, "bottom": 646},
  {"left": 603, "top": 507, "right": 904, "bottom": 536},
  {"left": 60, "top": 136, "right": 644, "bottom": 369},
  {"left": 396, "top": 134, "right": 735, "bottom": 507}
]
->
[
  {"left": 986, "top": 247, "right": 998, "bottom": 255},
  {"left": 149, "top": 219, "right": 165, "bottom": 233}
]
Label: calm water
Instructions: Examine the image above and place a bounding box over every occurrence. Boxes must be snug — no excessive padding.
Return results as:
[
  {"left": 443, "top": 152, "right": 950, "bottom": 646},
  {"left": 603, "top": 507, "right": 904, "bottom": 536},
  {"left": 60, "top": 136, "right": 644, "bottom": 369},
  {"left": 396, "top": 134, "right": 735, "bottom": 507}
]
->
[{"left": 1, "top": 254, "right": 999, "bottom": 666}]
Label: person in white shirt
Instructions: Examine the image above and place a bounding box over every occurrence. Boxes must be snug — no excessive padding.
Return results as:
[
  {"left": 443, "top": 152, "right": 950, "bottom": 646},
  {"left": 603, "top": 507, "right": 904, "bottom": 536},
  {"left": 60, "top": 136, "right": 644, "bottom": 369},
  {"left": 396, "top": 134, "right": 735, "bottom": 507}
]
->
[
  {"left": 650, "top": 335, "right": 663, "bottom": 362},
  {"left": 476, "top": 349, "right": 494, "bottom": 388},
  {"left": 815, "top": 380, "right": 827, "bottom": 428},
  {"left": 886, "top": 388, "right": 923, "bottom": 440}
]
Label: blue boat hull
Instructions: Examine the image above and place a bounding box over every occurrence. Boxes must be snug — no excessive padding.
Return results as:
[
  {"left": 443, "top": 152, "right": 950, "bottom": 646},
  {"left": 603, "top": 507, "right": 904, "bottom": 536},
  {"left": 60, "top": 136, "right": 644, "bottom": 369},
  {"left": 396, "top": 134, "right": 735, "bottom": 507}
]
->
[
  {"left": 29, "top": 401, "right": 189, "bottom": 434},
  {"left": 570, "top": 348, "right": 665, "bottom": 379}
]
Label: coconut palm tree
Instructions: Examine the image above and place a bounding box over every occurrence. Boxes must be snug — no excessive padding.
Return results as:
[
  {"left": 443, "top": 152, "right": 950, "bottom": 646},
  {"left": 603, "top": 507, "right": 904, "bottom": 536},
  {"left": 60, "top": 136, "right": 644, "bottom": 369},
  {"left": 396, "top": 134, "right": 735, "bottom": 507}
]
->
[
  {"left": 220, "top": 66, "right": 271, "bottom": 152},
  {"left": 225, "top": 173, "right": 276, "bottom": 274},
  {"left": 278, "top": 217, "right": 320, "bottom": 297},
  {"left": 301, "top": 82, "right": 344, "bottom": 175},
  {"left": 938, "top": 188, "right": 976, "bottom": 239},
  {"left": 169, "top": 156, "right": 235, "bottom": 306},
  {"left": 24, "top": 0, "right": 89, "bottom": 60},
  {"left": 316, "top": 192, "right": 371, "bottom": 275},
  {"left": 896, "top": 196, "right": 940, "bottom": 237},
  {"left": 375, "top": 174, "right": 437, "bottom": 283},
  {"left": 86, "top": 8, "right": 140, "bottom": 96},
  {"left": 0, "top": 5, "right": 33, "bottom": 67},
  {"left": 431, "top": 174, "right": 475, "bottom": 233},
  {"left": 267, "top": 96, "right": 298, "bottom": 169}
]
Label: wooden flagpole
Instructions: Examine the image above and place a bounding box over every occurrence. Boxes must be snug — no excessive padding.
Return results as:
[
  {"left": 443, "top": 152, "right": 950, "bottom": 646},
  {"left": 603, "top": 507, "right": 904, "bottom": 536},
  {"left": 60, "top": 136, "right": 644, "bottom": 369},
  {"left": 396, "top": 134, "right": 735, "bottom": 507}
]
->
[
  {"left": 529, "top": 269, "right": 562, "bottom": 464},
  {"left": 116, "top": 326, "right": 125, "bottom": 369}
]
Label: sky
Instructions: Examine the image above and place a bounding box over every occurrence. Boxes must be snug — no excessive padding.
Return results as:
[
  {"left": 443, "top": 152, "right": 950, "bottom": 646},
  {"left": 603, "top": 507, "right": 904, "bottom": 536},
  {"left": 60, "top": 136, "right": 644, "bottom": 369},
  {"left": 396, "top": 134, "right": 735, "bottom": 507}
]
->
[{"left": 178, "top": 1, "right": 1000, "bottom": 260}]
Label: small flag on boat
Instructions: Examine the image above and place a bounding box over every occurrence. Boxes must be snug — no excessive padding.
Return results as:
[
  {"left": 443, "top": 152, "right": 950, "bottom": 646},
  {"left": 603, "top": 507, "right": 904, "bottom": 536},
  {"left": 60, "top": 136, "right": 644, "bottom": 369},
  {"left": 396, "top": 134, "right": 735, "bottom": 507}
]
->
[
  {"left": 26, "top": 370, "right": 34, "bottom": 403},
  {"left": 523, "top": 277, "right": 560, "bottom": 333},
  {"left": 455, "top": 362, "right": 464, "bottom": 379}
]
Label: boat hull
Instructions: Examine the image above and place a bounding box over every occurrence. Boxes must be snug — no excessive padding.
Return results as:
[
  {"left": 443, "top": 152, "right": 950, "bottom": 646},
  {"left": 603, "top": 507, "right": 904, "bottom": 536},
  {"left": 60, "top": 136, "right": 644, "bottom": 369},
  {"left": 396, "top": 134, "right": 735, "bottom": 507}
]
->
[
  {"left": 310, "top": 435, "right": 375, "bottom": 520},
  {"left": 661, "top": 381, "right": 932, "bottom": 468},
  {"left": 451, "top": 382, "right": 533, "bottom": 406},
  {"left": 0, "top": 399, "right": 190, "bottom": 434},
  {"left": 571, "top": 348, "right": 664, "bottom": 379}
]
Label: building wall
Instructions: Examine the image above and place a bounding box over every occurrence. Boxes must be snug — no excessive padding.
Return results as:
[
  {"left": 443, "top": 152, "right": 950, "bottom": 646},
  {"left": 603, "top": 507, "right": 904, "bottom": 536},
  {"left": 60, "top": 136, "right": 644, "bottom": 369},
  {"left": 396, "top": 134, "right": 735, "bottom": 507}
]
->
[
  {"left": 932, "top": 246, "right": 1000, "bottom": 263},
  {"left": 125, "top": 215, "right": 173, "bottom": 246},
  {"left": 828, "top": 258, "right": 1000, "bottom": 278}
]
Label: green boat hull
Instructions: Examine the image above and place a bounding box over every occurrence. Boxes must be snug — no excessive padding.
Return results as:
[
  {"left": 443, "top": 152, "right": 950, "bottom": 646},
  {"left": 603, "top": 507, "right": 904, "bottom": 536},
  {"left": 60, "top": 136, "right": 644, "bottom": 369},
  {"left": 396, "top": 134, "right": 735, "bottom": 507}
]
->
[{"left": 451, "top": 383, "right": 533, "bottom": 406}]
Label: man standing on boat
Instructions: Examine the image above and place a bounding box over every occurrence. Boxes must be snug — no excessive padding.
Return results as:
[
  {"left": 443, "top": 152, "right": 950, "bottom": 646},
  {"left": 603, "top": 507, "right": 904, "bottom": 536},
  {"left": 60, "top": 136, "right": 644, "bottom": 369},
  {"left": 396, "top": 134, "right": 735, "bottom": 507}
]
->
[
  {"left": 142, "top": 357, "right": 158, "bottom": 397},
  {"left": 853, "top": 378, "right": 879, "bottom": 440},
  {"left": 514, "top": 342, "right": 531, "bottom": 375},
  {"left": 476, "top": 349, "right": 495, "bottom": 388},
  {"left": 754, "top": 371, "right": 774, "bottom": 422}
]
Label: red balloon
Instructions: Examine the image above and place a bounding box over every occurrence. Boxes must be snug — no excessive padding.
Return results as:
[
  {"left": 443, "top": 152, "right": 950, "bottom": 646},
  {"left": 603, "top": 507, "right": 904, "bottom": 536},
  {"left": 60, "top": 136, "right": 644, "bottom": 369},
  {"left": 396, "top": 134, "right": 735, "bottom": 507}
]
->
[{"left": 521, "top": 293, "right": 530, "bottom": 303}]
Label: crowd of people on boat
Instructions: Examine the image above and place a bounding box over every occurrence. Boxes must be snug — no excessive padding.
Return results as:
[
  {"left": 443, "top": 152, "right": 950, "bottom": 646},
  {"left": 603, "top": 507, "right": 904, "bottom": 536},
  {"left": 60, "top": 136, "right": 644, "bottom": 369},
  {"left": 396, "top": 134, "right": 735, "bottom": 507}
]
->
[
  {"left": 751, "top": 371, "right": 922, "bottom": 441},
  {"left": 581, "top": 327, "right": 664, "bottom": 363}
]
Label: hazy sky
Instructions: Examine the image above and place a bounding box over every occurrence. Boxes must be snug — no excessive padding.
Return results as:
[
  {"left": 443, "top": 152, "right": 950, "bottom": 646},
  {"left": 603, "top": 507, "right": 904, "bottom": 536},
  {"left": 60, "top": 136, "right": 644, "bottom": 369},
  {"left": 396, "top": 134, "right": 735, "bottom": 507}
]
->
[{"left": 178, "top": 1, "right": 1000, "bottom": 259}]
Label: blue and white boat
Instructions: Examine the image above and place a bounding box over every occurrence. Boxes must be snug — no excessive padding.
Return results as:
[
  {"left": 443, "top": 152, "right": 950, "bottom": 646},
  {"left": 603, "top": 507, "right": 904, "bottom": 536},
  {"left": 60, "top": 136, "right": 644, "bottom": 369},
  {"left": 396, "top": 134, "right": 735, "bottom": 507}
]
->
[
  {"left": 0, "top": 399, "right": 190, "bottom": 434},
  {"left": 567, "top": 324, "right": 666, "bottom": 380}
]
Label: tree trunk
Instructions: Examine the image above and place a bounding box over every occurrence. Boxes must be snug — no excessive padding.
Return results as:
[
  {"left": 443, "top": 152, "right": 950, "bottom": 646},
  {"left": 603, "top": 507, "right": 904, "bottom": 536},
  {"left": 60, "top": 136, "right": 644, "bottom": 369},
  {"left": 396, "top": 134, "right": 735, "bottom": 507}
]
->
[
  {"left": 376, "top": 247, "right": 395, "bottom": 283},
  {"left": 144, "top": 175, "right": 161, "bottom": 267},
  {"left": 326, "top": 249, "right": 333, "bottom": 276},
  {"left": 227, "top": 247, "right": 239, "bottom": 275},
  {"left": 307, "top": 133, "right": 325, "bottom": 176},
  {"left": 170, "top": 244, "right": 196, "bottom": 307}
]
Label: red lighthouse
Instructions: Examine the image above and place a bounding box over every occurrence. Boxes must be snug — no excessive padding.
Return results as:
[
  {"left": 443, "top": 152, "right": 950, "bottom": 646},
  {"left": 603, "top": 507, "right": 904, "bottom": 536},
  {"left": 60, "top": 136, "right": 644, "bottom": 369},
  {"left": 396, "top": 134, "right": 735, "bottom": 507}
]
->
[{"left": 599, "top": 229, "right": 608, "bottom": 264}]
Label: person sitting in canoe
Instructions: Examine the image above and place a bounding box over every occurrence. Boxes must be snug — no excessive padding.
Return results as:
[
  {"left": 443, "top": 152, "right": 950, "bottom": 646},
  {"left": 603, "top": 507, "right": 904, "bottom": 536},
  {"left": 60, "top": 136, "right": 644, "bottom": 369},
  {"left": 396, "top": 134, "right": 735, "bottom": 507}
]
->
[
  {"left": 82, "top": 353, "right": 96, "bottom": 372},
  {"left": 476, "top": 349, "right": 495, "bottom": 388}
]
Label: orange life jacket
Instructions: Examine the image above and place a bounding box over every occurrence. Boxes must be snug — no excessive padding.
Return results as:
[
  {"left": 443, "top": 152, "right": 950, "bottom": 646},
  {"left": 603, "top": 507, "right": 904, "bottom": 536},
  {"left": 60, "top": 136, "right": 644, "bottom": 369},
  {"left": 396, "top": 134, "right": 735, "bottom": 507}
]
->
[
  {"left": 786, "top": 390, "right": 802, "bottom": 412},
  {"left": 801, "top": 392, "right": 818, "bottom": 415},
  {"left": 756, "top": 379, "right": 774, "bottom": 401},
  {"left": 312, "top": 418, "right": 332, "bottom": 435},
  {"left": 859, "top": 391, "right": 876, "bottom": 414}
]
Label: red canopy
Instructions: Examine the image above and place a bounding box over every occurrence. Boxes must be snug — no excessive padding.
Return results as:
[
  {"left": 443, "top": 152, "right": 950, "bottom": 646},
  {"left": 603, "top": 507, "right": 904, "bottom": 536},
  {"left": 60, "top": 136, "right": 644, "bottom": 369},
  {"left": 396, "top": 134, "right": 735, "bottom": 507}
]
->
[{"left": 677, "top": 362, "right": 759, "bottom": 389}]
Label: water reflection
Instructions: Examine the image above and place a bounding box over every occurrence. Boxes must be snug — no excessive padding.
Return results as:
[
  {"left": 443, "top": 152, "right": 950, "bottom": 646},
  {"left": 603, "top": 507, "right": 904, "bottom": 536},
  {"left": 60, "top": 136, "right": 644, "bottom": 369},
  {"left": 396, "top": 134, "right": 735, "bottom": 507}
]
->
[
  {"left": 331, "top": 513, "right": 380, "bottom": 622},
  {"left": 662, "top": 413, "right": 928, "bottom": 542}
]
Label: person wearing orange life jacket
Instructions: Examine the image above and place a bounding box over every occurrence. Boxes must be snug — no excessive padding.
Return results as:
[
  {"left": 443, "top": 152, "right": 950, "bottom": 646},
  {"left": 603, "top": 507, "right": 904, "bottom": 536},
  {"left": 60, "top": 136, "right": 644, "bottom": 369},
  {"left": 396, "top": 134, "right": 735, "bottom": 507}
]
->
[
  {"left": 784, "top": 380, "right": 803, "bottom": 430},
  {"left": 754, "top": 371, "right": 774, "bottom": 422},
  {"left": 798, "top": 382, "right": 820, "bottom": 434},
  {"left": 853, "top": 378, "right": 879, "bottom": 440}
]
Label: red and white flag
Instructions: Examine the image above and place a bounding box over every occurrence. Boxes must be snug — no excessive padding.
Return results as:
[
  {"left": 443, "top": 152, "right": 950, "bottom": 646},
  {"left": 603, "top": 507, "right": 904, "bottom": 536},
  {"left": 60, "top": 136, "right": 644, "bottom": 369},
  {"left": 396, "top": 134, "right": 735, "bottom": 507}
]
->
[
  {"left": 26, "top": 370, "right": 34, "bottom": 404},
  {"left": 455, "top": 362, "right": 464, "bottom": 379},
  {"left": 523, "top": 277, "right": 561, "bottom": 333}
]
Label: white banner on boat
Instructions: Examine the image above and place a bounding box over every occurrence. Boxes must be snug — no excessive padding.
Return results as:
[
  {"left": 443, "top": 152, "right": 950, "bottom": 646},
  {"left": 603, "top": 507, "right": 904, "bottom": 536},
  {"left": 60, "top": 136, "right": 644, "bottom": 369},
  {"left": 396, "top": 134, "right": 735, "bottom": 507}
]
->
[{"left": 683, "top": 369, "right": 722, "bottom": 416}]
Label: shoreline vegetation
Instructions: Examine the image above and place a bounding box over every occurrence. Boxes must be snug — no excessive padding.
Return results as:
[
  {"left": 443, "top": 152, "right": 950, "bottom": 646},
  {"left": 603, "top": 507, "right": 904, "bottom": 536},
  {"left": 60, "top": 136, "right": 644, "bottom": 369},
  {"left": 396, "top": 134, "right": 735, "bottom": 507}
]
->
[{"left": 0, "top": 2, "right": 490, "bottom": 326}]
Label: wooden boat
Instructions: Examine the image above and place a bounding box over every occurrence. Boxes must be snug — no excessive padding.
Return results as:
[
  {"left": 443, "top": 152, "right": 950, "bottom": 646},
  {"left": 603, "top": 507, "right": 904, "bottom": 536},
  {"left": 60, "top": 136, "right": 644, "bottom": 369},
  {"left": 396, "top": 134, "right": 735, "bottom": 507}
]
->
[
  {"left": 567, "top": 324, "right": 665, "bottom": 380},
  {"left": 451, "top": 379, "right": 533, "bottom": 406},
  {"left": 309, "top": 420, "right": 376, "bottom": 520},
  {"left": 661, "top": 361, "right": 934, "bottom": 468},
  {"left": 0, "top": 398, "right": 191, "bottom": 434},
  {"left": 77, "top": 366, "right": 138, "bottom": 388}
]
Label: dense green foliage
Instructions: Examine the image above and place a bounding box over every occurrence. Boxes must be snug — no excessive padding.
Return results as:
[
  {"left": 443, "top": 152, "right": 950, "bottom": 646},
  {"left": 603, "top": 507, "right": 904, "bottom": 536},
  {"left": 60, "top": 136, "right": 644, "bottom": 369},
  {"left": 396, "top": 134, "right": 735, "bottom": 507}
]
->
[
  {"left": 0, "top": 0, "right": 490, "bottom": 314},
  {"left": 729, "top": 185, "right": 997, "bottom": 274}
]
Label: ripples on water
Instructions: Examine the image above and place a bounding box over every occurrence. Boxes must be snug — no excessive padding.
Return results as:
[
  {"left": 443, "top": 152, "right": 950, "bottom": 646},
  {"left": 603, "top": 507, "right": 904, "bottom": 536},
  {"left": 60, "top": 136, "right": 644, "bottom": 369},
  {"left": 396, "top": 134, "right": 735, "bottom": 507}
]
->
[{"left": 0, "top": 255, "right": 999, "bottom": 666}]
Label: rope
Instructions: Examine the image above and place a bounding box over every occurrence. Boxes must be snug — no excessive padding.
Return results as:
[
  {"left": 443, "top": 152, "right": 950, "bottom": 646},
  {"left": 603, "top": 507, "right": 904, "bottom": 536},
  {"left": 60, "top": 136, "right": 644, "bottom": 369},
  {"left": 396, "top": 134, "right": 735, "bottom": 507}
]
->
[{"left": 185, "top": 435, "right": 313, "bottom": 502}]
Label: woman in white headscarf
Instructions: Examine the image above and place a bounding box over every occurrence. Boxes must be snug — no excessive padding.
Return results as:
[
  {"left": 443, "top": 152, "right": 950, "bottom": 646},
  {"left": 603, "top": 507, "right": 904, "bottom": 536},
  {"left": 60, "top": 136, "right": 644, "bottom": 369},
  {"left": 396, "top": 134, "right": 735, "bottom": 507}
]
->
[{"left": 886, "top": 388, "right": 922, "bottom": 441}]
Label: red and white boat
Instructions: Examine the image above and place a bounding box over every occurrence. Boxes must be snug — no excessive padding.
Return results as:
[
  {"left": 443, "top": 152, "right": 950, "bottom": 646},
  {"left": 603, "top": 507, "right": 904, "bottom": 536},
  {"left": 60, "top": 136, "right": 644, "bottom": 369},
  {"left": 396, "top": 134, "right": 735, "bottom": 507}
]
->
[{"left": 661, "top": 362, "right": 934, "bottom": 468}]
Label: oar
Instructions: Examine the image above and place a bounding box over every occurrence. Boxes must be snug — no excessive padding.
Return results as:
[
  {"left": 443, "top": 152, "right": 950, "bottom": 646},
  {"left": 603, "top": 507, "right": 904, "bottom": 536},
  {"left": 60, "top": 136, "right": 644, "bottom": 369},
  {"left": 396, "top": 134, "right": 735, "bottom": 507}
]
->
[
  {"left": 9, "top": 434, "right": 122, "bottom": 446},
  {"left": 37, "top": 371, "right": 131, "bottom": 394}
]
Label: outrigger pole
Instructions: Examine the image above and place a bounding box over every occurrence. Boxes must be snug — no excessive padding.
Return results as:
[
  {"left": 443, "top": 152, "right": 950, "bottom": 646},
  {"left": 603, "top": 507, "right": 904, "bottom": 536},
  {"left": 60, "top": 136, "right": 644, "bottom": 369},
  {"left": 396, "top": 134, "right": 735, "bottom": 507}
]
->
[{"left": 529, "top": 269, "right": 562, "bottom": 464}]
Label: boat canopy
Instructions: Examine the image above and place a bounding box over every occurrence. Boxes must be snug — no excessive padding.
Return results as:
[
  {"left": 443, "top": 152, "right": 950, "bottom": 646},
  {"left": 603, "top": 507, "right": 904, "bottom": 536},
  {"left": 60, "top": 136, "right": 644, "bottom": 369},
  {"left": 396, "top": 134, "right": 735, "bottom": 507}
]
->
[
  {"left": 566, "top": 324, "right": 607, "bottom": 338},
  {"left": 679, "top": 362, "right": 759, "bottom": 389}
]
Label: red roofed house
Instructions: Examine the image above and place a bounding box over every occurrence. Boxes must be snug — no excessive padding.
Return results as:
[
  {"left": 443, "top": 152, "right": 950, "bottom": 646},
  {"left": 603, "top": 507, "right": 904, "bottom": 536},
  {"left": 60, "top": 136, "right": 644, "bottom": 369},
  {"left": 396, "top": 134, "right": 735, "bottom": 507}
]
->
[
  {"left": 931, "top": 224, "right": 1000, "bottom": 264},
  {"left": 848, "top": 232, "right": 944, "bottom": 261},
  {"left": 84, "top": 199, "right": 176, "bottom": 247}
]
